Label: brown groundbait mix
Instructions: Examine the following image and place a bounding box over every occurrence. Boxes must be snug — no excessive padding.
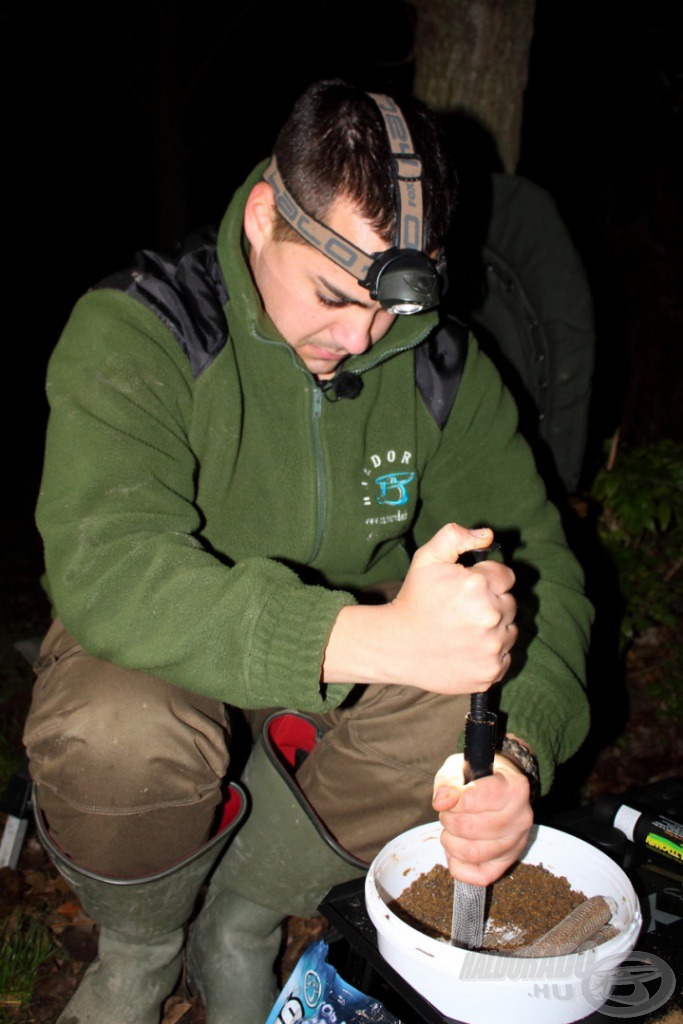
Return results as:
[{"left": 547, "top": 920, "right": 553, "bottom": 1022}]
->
[{"left": 389, "top": 862, "right": 587, "bottom": 951}]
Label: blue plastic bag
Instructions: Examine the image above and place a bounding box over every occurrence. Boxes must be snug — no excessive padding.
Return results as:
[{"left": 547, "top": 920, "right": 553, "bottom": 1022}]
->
[{"left": 265, "top": 939, "right": 400, "bottom": 1024}]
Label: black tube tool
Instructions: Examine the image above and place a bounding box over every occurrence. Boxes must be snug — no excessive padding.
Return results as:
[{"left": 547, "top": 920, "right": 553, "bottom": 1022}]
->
[
  {"left": 464, "top": 544, "right": 499, "bottom": 788},
  {"left": 450, "top": 544, "right": 499, "bottom": 949}
]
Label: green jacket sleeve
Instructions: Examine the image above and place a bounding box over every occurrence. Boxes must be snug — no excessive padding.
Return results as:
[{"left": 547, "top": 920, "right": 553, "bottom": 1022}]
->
[
  {"left": 36, "top": 289, "right": 354, "bottom": 712},
  {"left": 413, "top": 338, "right": 593, "bottom": 793}
]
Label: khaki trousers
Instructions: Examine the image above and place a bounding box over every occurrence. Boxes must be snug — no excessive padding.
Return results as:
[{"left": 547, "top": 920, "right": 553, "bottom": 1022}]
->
[{"left": 24, "top": 618, "right": 469, "bottom": 876}]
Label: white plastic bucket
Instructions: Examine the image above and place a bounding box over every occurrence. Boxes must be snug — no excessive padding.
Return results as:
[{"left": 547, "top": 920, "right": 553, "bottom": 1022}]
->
[{"left": 365, "top": 822, "right": 643, "bottom": 1024}]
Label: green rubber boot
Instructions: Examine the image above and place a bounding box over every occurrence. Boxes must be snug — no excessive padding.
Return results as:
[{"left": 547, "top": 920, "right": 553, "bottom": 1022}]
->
[
  {"left": 186, "top": 711, "right": 367, "bottom": 1024},
  {"left": 32, "top": 783, "right": 247, "bottom": 1024}
]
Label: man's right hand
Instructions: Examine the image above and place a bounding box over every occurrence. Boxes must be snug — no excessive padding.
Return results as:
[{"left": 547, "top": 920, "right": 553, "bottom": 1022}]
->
[{"left": 322, "top": 522, "right": 517, "bottom": 695}]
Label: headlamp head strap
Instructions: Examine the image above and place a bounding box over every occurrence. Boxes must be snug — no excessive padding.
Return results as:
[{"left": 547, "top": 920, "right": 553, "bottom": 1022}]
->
[
  {"left": 367, "top": 92, "right": 424, "bottom": 252},
  {"left": 263, "top": 157, "right": 374, "bottom": 285},
  {"left": 263, "top": 91, "right": 443, "bottom": 314}
]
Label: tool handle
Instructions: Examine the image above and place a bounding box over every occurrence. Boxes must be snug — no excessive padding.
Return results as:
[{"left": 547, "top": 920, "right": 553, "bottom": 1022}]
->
[
  {"left": 462, "top": 544, "right": 499, "bottom": 784},
  {"left": 463, "top": 706, "right": 497, "bottom": 783}
]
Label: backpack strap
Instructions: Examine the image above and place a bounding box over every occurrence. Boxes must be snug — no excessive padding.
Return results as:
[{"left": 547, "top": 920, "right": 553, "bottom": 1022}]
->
[
  {"left": 96, "top": 230, "right": 468, "bottom": 425},
  {"left": 415, "top": 316, "right": 469, "bottom": 429},
  {"left": 94, "top": 226, "right": 228, "bottom": 380}
]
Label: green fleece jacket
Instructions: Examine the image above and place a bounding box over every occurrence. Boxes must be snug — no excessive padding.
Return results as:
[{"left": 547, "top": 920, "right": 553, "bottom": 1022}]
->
[{"left": 36, "top": 164, "right": 592, "bottom": 794}]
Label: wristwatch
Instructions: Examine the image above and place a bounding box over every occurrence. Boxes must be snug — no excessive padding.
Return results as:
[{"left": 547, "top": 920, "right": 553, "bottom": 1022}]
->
[{"left": 499, "top": 737, "right": 540, "bottom": 803}]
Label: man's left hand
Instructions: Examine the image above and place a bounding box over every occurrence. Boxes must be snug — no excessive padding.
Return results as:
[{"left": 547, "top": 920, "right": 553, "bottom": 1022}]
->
[{"left": 432, "top": 752, "right": 534, "bottom": 887}]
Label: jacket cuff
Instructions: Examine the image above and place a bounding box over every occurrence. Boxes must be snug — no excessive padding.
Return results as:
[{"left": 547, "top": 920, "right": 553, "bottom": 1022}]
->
[{"left": 246, "top": 581, "right": 356, "bottom": 713}]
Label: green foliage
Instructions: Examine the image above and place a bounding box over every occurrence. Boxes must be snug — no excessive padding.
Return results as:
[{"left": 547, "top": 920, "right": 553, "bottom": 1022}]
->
[
  {"left": 590, "top": 438, "right": 683, "bottom": 664},
  {"left": 591, "top": 439, "right": 683, "bottom": 640},
  {"left": 0, "top": 913, "right": 55, "bottom": 1012}
]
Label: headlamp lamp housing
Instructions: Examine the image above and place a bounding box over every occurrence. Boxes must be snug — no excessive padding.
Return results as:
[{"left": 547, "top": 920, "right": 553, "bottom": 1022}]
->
[{"left": 362, "top": 248, "right": 442, "bottom": 315}]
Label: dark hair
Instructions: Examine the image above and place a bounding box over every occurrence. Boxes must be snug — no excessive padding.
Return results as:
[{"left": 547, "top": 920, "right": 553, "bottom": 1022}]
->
[{"left": 271, "top": 80, "right": 456, "bottom": 254}]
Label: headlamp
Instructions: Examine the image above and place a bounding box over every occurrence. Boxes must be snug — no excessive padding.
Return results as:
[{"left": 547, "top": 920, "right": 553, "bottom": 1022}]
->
[
  {"left": 363, "top": 248, "right": 442, "bottom": 315},
  {"left": 263, "top": 92, "right": 445, "bottom": 316}
]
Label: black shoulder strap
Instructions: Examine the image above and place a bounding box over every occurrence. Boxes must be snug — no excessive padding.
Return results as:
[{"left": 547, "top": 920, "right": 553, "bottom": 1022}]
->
[
  {"left": 94, "top": 226, "right": 229, "bottom": 379},
  {"left": 415, "top": 317, "right": 469, "bottom": 429},
  {"left": 96, "top": 233, "right": 467, "bottom": 419}
]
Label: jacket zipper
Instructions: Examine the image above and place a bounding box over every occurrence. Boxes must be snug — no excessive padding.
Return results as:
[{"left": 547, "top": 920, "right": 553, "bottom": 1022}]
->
[
  {"left": 254, "top": 325, "right": 432, "bottom": 564},
  {"left": 308, "top": 386, "right": 326, "bottom": 565}
]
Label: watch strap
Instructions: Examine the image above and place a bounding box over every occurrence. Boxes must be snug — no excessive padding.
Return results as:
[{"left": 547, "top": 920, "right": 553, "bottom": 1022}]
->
[{"left": 499, "top": 737, "right": 540, "bottom": 802}]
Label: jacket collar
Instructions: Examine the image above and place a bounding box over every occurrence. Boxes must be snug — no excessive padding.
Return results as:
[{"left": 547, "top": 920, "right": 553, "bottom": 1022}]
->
[{"left": 216, "top": 162, "right": 439, "bottom": 375}]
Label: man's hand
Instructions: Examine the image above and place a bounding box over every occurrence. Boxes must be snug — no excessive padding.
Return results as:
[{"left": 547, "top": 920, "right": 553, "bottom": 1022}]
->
[
  {"left": 323, "top": 522, "right": 517, "bottom": 695},
  {"left": 432, "top": 752, "right": 534, "bottom": 887}
]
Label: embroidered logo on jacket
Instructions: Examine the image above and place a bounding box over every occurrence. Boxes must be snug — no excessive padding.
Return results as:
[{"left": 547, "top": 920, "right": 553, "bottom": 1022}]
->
[{"left": 361, "top": 449, "right": 415, "bottom": 527}]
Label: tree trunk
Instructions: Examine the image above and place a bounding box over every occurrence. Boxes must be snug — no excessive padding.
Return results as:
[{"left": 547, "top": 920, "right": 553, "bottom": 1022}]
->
[{"left": 410, "top": 0, "right": 536, "bottom": 172}]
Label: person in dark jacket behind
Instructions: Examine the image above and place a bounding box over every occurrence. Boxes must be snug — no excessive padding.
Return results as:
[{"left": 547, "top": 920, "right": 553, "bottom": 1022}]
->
[{"left": 24, "top": 80, "right": 592, "bottom": 1024}]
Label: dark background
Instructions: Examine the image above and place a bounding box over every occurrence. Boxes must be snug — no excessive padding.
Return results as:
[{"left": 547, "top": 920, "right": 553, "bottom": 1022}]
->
[
  {"left": 2, "top": 0, "right": 682, "bottom": 627},
  {"left": 0, "top": 7, "right": 681, "bottom": 1016},
  {"left": 1, "top": 0, "right": 680, "bottom": 679}
]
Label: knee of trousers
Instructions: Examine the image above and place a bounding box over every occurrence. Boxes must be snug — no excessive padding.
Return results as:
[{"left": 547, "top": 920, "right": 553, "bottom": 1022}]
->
[
  {"left": 23, "top": 632, "right": 230, "bottom": 816},
  {"left": 295, "top": 686, "right": 471, "bottom": 861}
]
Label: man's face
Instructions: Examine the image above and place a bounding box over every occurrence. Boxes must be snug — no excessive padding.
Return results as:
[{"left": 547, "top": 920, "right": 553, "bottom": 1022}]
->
[{"left": 245, "top": 185, "right": 396, "bottom": 379}]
